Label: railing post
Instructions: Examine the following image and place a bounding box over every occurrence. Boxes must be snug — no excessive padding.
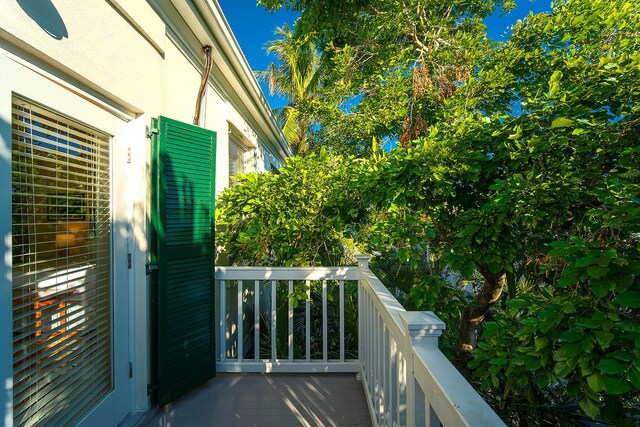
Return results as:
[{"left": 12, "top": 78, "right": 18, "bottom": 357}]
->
[
  {"left": 355, "top": 254, "right": 371, "bottom": 271},
  {"left": 355, "top": 255, "right": 371, "bottom": 376},
  {"left": 400, "top": 311, "right": 446, "bottom": 427}
]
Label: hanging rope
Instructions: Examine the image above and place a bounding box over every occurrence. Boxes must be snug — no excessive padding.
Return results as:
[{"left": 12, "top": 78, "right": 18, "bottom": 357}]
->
[{"left": 193, "top": 45, "right": 213, "bottom": 126}]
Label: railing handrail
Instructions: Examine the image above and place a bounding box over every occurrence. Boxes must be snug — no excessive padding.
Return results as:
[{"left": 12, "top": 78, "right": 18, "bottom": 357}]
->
[
  {"left": 412, "top": 346, "right": 505, "bottom": 426},
  {"left": 358, "top": 265, "right": 409, "bottom": 347},
  {"left": 215, "top": 266, "right": 359, "bottom": 281}
]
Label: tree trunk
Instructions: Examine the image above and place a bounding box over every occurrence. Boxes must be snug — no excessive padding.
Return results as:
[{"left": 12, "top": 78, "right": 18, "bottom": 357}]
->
[{"left": 459, "top": 265, "right": 507, "bottom": 353}]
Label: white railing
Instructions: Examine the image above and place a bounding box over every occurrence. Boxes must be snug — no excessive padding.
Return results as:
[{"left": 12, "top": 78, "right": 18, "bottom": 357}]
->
[
  {"left": 215, "top": 266, "right": 360, "bottom": 373},
  {"left": 356, "top": 255, "right": 505, "bottom": 427},
  {"left": 215, "top": 260, "right": 506, "bottom": 426}
]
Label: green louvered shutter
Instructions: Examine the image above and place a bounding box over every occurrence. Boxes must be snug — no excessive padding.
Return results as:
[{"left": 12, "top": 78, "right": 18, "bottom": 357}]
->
[{"left": 150, "top": 116, "right": 216, "bottom": 405}]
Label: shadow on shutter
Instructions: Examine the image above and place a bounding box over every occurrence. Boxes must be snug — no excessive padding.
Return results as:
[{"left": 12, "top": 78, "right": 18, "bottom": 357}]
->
[{"left": 150, "top": 116, "right": 216, "bottom": 405}]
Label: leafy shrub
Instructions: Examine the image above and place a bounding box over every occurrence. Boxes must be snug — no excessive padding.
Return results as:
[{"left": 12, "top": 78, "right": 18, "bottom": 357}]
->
[
  {"left": 216, "top": 149, "right": 366, "bottom": 267},
  {"left": 471, "top": 178, "right": 640, "bottom": 424}
]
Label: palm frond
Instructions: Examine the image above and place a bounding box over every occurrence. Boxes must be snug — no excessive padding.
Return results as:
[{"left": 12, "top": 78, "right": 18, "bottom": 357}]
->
[{"left": 256, "top": 23, "right": 323, "bottom": 155}]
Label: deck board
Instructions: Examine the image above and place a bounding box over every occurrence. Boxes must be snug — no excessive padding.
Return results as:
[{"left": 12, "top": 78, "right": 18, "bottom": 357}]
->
[{"left": 145, "top": 373, "right": 372, "bottom": 427}]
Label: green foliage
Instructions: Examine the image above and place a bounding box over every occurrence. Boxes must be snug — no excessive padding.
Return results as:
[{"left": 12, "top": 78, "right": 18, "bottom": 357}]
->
[
  {"left": 404, "top": 275, "right": 469, "bottom": 358},
  {"left": 239, "top": 0, "right": 640, "bottom": 423},
  {"left": 260, "top": 0, "right": 510, "bottom": 152},
  {"left": 471, "top": 274, "right": 640, "bottom": 423},
  {"left": 461, "top": 0, "right": 640, "bottom": 421},
  {"left": 216, "top": 150, "right": 365, "bottom": 266}
]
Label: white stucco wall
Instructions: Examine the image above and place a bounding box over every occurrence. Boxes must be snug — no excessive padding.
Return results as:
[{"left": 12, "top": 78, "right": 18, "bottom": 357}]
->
[{"left": 0, "top": 0, "right": 287, "bottom": 187}]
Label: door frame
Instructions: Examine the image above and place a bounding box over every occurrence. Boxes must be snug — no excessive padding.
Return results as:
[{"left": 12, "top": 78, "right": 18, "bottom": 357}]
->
[{"left": 0, "top": 49, "right": 137, "bottom": 427}]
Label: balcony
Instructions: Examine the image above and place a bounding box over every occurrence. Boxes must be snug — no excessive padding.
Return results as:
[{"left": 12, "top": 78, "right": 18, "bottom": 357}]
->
[{"left": 147, "top": 256, "right": 505, "bottom": 427}]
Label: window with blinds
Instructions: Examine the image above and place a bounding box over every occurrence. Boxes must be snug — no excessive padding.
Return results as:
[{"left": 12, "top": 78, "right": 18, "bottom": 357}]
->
[
  {"left": 11, "top": 96, "right": 112, "bottom": 427},
  {"left": 229, "top": 135, "right": 247, "bottom": 186}
]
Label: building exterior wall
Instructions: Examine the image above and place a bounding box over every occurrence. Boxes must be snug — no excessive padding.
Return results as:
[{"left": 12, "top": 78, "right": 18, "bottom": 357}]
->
[
  {"left": 0, "top": 1, "right": 289, "bottom": 425},
  {"left": 0, "top": 0, "right": 288, "bottom": 187}
]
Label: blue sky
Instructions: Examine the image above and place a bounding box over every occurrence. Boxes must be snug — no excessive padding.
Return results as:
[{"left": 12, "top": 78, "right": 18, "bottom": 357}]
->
[
  {"left": 218, "top": 0, "right": 552, "bottom": 110},
  {"left": 217, "top": 0, "right": 299, "bottom": 109}
]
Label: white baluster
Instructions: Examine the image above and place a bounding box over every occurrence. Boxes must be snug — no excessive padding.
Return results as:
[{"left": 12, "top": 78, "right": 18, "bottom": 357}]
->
[
  {"left": 288, "top": 280, "right": 293, "bottom": 361},
  {"left": 220, "top": 280, "right": 226, "bottom": 362},
  {"left": 237, "top": 280, "right": 243, "bottom": 362},
  {"left": 254, "top": 280, "right": 259, "bottom": 362},
  {"left": 271, "top": 280, "right": 276, "bottom": 362}
]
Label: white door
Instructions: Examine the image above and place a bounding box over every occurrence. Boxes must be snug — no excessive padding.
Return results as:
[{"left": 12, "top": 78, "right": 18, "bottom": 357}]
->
[{"left": 0, "top": 53, "right": 132, "bottom": 427}]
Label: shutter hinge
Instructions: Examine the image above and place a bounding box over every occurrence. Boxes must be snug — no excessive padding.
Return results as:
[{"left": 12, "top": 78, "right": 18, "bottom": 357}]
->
[
  {"left": 129, "top": 362, "right": 133, "bottom": 378},
  {"left": 146, "top": 125, "right": 158, "bottom": 139},
  {"left": 127, "top": 253, "right": 132, "bottom": 269},
  {"left": 127, "top": 146, "right": 131, "bottom": 163},
  {"left": 146, "top": 263, "right": 158, "bottom": 275}
]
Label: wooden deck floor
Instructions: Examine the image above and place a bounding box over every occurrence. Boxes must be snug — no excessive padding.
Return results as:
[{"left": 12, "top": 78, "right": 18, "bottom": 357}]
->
[{"left": 145, "top": 373, "right": 372, "bottom": 427}]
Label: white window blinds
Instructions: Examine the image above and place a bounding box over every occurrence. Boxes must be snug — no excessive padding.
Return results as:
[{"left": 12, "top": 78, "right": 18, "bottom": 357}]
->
[
  {"left": 229, "top": 135, "right": 247, "bottom": 185},
  {"left": 11, "top": 96, "right": 112, "bottom": 427}
]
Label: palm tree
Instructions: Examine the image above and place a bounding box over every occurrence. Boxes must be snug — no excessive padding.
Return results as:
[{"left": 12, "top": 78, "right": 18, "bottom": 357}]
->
[{"left": 256, "top": 24, "right": 321, "bottom": 155}]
